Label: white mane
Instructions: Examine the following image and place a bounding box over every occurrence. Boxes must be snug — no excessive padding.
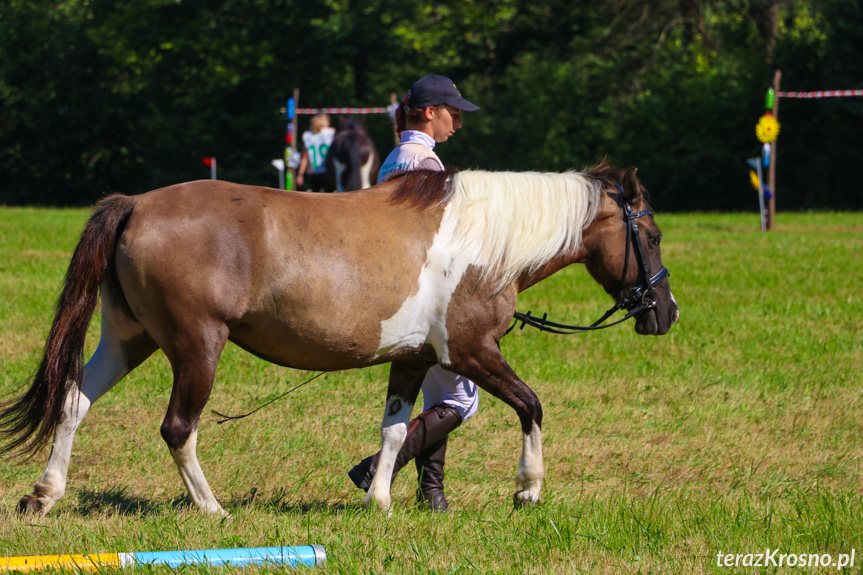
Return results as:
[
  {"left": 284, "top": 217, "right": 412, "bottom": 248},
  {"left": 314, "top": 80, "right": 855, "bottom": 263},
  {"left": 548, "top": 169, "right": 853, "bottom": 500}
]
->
[{"left": 447, "top": 170, "right": 601, "bottom": 290}]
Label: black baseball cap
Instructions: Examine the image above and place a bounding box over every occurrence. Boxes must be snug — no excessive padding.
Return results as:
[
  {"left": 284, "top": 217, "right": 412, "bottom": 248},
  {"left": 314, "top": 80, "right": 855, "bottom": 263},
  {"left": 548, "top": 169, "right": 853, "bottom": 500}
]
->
[{"left": 408, "top": 75, "right": 480, "bottom": 111}]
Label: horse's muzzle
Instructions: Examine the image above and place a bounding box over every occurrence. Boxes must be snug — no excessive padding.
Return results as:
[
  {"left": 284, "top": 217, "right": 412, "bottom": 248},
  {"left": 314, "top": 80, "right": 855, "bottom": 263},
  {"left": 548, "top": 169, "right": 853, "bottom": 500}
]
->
[{"left": 633, "top": 289, "right": 678, "bottom": 335}]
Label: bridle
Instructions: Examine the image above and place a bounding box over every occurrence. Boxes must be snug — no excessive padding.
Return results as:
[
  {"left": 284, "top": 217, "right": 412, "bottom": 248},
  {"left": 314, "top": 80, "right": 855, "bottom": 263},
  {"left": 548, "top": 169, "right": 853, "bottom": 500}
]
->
[
  {"left": 608, "top": 184, "right": 670, "bottom": 311},
  {"left": 508, "top": 184, "right": 670, "bottom": 335}
]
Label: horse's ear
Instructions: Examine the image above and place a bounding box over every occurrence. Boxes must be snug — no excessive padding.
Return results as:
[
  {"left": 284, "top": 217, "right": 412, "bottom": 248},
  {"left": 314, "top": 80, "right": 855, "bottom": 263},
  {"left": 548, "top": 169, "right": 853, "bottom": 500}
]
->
[{"left": 623, "top": 167, "right": 641, "bottom": 203}]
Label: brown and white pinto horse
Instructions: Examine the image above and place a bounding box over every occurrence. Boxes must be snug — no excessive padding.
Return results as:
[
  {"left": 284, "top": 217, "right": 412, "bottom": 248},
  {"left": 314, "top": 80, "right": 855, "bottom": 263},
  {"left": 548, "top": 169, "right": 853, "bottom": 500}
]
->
[{"left": 1, "top": 165, "right": 678, "bottom": 516}]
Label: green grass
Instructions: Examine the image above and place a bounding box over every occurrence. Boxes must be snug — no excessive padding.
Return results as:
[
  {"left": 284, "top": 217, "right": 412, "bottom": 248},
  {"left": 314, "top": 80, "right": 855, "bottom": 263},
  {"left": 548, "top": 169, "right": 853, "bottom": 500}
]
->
[{"left": 1, "top": 207, "right": 862, "bottom": 574}]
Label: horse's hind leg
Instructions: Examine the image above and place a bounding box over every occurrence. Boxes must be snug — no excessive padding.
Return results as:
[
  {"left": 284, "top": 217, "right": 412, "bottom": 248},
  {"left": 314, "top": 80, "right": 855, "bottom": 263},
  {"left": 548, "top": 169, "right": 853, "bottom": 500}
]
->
[
  {"left": 20, "top": 294, "right": 158, "bottom": 516},
  {"left": 158, "top": 323, "right": 229, "bottom": 515}
]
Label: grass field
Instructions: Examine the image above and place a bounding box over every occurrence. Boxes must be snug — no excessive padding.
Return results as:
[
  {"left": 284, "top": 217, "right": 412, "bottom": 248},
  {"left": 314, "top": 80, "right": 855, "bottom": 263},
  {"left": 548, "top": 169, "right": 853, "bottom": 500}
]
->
[{"left": 1, "top": 206, "right": 861, "bottom": 574}]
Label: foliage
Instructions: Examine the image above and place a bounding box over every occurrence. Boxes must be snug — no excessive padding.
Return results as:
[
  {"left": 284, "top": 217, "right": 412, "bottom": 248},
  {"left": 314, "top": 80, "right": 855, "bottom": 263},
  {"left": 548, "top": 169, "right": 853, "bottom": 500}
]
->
[{"left": 0, "top": 0, "right": 860, "bottom": 209}]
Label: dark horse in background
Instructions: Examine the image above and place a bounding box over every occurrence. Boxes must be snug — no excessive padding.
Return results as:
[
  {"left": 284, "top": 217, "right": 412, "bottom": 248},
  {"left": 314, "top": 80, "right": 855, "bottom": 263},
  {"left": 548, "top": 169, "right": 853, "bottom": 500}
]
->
[
  {"left": 1, "top": 165, "right": 677, "bottom": 516},
  {"left": 325, "top": 118, "right": 380, "bottom": 192}
]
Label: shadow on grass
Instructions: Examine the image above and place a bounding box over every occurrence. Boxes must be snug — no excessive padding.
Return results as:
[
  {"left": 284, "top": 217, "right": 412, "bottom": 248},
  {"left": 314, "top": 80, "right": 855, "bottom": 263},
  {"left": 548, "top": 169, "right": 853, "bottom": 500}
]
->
[
  {"left": 74, "top": 487, "right": 191, "bottom": 517},
  {"left": 73, "top": 486, "right": 362, "bottom": 516},
  {"left": 230, "top": 487, "right": 364, "bottom": 514}
]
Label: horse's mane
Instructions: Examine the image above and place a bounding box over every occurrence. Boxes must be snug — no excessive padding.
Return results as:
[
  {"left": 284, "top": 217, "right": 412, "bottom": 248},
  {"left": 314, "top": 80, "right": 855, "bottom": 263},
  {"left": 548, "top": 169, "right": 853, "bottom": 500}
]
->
[
  {"left": 390, "top": 167, "right": 606, "bottom": 290},
  {"left": 584, "top": 161, "right": 624, "bottom": 190},
  {"left": 388, "top": 170, "right": 454, "bottom": 208}
]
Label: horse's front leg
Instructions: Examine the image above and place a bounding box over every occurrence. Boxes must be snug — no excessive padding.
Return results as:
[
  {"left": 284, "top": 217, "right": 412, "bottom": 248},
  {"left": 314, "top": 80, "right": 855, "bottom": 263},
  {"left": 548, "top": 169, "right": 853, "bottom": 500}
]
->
[
  {"left": 365, "top": 361, "right": 427, "bottom": 512},
  {"left": 448, "top": 340, "right": 544, "bottom": 507},
  {"left": 515, "top": 417, "right": 543, "bottom": 507}
]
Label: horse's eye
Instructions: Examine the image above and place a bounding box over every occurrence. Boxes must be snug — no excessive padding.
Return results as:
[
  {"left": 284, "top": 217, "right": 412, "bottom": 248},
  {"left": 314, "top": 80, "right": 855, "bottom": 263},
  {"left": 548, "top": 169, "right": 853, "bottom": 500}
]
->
[{"left": 650, "top": 235, "right": 661, "bottom": 246}]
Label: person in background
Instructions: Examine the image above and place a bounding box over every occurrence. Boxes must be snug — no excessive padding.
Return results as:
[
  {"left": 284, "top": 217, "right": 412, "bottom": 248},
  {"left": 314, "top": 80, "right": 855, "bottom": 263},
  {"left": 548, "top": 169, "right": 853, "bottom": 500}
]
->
[
  {"left": 296, "top": 114, "right": 335, "bottom": 192},
  {"left": 348, "top": 74, "right": 480, "bottom": 512}
]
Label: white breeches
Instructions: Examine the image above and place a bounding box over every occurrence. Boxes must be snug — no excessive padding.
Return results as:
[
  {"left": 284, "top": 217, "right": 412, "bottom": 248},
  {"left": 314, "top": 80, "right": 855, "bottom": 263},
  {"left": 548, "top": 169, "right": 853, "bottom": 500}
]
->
[{"left": 421, "top": 365, "right": 479, "bottom": 420}]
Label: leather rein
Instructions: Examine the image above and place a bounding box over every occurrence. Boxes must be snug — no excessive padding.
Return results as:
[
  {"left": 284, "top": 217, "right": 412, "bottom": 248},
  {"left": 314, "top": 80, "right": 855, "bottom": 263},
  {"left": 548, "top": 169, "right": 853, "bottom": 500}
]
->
[{"left": 507, "top": 185, "right": 670, "bottom": 336}]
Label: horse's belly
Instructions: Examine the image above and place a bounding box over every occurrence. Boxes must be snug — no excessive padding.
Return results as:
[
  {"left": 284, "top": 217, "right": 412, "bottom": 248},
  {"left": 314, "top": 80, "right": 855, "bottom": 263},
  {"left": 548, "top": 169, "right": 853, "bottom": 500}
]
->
[
  {"left": 226, "top": 308, "right": 420, "bottom": 371},
  {"left": 227, "top": 252, "right": 465, "bottom": 370}
]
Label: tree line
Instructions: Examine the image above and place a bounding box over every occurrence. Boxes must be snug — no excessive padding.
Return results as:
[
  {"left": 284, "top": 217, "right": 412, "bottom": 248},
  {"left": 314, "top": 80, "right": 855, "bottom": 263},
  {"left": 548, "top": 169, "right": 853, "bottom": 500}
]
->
[{"left": 1, "top": 0, "right": 860, "bottom": 211}]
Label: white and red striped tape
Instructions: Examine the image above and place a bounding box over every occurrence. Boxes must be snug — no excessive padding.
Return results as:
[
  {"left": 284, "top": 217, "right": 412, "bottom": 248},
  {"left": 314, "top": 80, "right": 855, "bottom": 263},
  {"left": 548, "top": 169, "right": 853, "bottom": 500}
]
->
[
  {"left": 777, "top": 89, "right": 863, "bottom": 98},
  {"left": 295, "top": 107, "right": 392, "bottom": 115}
]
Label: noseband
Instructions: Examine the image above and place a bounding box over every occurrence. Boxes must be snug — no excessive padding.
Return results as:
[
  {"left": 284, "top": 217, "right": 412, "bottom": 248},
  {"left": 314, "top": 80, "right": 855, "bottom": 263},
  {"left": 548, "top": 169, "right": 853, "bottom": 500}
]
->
[{"left": 509, "top": 185, "right": 670, "bottom": 335}]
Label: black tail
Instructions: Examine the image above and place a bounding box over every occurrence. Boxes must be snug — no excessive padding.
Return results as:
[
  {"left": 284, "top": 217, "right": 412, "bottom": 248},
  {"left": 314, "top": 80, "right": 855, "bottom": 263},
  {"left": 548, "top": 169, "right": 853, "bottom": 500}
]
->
[{"left": 0, "top": 194, "right": 136, "bottom": 457}]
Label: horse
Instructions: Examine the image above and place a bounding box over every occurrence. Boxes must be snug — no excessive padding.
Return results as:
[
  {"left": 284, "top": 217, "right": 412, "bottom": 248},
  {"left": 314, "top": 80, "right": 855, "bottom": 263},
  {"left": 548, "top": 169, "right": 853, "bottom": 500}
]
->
[
  {"left": 0, "top": 164, "right": 678, "bottom": 517},
  {"left": 325, "top": 118, "right": 380, "bottom": 192}
]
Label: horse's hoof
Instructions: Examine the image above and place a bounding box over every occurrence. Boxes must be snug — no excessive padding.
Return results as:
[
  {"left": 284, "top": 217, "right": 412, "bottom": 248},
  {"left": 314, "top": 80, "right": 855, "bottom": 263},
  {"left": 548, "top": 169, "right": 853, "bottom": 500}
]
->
[
  {"left": 513, "top": 490, "right": 540, "bottom": 510},
  {"left": 201, "top": 503, "right": 229, "bottom": 517},
  {"left": 17, "top": 494, "right": 47, "bottom": 516}
]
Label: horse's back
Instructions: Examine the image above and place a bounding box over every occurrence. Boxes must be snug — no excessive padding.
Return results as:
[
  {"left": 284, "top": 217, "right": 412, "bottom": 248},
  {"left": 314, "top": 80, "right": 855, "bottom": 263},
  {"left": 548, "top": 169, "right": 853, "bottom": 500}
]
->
[{"left": 114, "top": 180, "right": 443, "bottom": 369}]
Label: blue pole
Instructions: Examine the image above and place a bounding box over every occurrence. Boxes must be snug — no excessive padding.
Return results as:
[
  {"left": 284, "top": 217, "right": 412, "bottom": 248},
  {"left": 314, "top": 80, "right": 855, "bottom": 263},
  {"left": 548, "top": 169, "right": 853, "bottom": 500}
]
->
[{"left": 128, "top": 545, "right": 326, "bottom": 569}]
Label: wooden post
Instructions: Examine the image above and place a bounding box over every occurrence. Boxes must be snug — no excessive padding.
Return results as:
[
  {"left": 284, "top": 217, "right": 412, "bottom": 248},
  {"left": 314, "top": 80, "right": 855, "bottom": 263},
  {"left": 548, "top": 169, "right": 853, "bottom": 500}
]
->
[
  {"left": 767, "top": 70, "right": 781, "bottom": 230},
  {"left": 390, "top": 92, "right": 399, "bottom": 146}
]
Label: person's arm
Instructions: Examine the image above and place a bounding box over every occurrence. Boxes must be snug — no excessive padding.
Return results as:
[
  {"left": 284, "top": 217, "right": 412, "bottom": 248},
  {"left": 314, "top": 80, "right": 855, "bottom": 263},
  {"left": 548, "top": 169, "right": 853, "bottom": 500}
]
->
[{"left": 297, "top": 150, "right": 309, "bottom": 186}]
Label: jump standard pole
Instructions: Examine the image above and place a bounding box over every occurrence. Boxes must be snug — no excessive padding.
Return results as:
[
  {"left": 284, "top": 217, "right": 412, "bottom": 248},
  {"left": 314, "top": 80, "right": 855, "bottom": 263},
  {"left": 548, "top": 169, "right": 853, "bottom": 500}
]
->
[
  {"left": 754, "top": 73, "right": 781, "bottom": 232},
  {"left": 389, "top": 91, "right": 399, "bottom": 145},
  {"left": 284, "top": 88, "right": 300, "bottom": 191},
  {"left": 767, "top": 70, "right": 781, "bottom": 230}
]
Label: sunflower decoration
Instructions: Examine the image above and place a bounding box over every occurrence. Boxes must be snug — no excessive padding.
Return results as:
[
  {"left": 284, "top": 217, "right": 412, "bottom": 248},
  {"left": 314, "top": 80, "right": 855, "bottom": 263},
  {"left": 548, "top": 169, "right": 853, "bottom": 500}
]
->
[{"left": 756, "top": 112, "right": 780, "bottom": 143}]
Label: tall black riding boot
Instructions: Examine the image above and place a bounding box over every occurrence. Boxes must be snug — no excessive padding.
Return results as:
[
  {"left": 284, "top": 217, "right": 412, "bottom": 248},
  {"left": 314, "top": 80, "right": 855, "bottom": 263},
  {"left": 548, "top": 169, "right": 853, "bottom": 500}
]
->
[
  {"left": 348, "top": 402, "right": 463, "bottom": 492},
  {"left": 415, "top": 434, "right": 451, "bottom": 512}
]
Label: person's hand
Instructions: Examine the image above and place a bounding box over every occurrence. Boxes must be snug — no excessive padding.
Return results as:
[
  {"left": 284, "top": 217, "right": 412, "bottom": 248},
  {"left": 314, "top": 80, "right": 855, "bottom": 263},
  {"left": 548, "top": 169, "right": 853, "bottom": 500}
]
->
[{"left": 296, "top": 173, "right": 304, "bottom": 186}]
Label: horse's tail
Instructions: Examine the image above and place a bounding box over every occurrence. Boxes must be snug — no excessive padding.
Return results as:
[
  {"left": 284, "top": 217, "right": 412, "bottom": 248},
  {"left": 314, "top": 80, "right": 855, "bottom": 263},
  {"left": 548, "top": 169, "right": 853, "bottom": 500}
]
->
[{"left": 0, "top": 194, "right": 136, "bottom": 457}]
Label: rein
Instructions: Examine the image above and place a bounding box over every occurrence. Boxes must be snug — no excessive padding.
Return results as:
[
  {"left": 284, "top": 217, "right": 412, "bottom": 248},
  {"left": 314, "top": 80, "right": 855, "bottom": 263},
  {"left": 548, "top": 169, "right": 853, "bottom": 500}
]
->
[
  {"left": 212, "top": 371, "right": 328, "bottom": 424},
  {"left": 507, "top": 185, "right": 669, "bottom": 336}
]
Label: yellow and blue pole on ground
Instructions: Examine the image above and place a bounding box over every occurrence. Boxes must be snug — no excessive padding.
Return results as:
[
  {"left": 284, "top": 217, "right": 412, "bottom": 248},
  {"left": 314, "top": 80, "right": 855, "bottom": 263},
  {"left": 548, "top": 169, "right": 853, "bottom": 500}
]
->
[{"left": 1, "top": 545, "right": 326, "bottom": 572}]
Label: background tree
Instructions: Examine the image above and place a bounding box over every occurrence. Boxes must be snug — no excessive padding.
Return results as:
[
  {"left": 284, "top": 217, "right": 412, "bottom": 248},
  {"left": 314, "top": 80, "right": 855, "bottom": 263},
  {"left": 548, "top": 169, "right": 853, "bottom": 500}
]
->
[{"left": 0, "top": 0, "right": 859, "bottom": 209}]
